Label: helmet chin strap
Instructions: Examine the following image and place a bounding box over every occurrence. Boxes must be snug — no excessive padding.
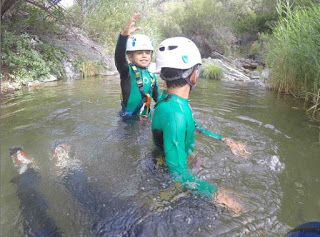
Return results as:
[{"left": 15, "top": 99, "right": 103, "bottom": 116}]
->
[
  {"left": 183, "top": 65, "right": 201, "bottom": 91},
  {"left": 160, "top": 65, "right": 201, "bottom": 91},
  {"left": 184, "top": 77, "right": 195, "bottom": 91},
  {"left": 181, "top": 67, "right": 194, "bottom": 90}
]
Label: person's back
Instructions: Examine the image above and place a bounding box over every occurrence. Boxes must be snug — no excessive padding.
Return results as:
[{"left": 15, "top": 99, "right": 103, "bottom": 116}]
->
[
  {"left": 153, "top": 93, "right": 194, "bottom": 155},
  {"left": 152, "top": 92, "right": 216, "bottom": 197},
  {"left": 152, "top": 37, "right": 244, "bottom": 214}
]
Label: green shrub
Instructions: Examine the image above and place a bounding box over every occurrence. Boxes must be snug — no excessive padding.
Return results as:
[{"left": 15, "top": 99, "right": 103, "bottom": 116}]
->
[
  {"left": 156, "top": 0, "right": 234, "bottom": 57},
  {"left": 72, "top": 0, "right": 135, "bottom": 52},
  {"left": 249, "top": 41, "right": 261, "bottom": 55},
  {"left": 1, "top": 30, "right": 66, "bottom": 85},
  {"left": 2, "top": 0, "right": 65, "bottom": 35},
  {"left": 75, "top": 59, "right": 105, "bottom": 78},
  {"left": 232, "top": 5, "right": 278, "bottom": 36},
  {"left": 72, "top": 0, "right": 164, "bottom": 53},
  {"left": 200, "top": 62, "right": 224, "bottom": 80}
]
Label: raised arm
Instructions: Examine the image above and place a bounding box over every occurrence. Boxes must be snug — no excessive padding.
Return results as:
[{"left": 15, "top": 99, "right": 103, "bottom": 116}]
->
[
  {"left": 115, "top": 12, "right": 142, "bottom": 75},
  {"left": 115, "top": 34, "right": 129, "bottom": 74}
]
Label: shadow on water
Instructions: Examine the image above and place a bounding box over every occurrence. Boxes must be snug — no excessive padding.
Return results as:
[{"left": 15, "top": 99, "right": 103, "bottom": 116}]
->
[{"left": 1, "top": 76, "right": 320, "bottom": 236}]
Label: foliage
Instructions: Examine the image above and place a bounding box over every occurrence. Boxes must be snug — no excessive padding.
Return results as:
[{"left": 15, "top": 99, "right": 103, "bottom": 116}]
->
[
  {"left": 156, "top": 0, "right": 235, "bottom": 57},
  {"left": 135, "top": 4, "right": 164, "bottom": 52},
  {"left": 2, "top": 0, "right": 68, "bottom": 35},
  {"left": 233, "top": 7, "right": 278, "bottom": 36},
  {"left": 70, "top": 0, "right": 320, "bottom": 57},
  {"left": 1, "top": 30, "right": 66, "bottom": 85},
  {"left": 70, "top": 0, "right": 135, "bottom": 51},
  {"left": 248, "top": 41, "right": 261, "bottom": 55},
  {"left": 73, "top": 58, "right": 106, "bottom": 77},
  {"left": 70, "top": 0, "right": 165, "bottom": 53},
  {"left": 200, "top": 62, "right": 224, "bottom": 80},
  {"left": 1, "top": 0, "right": 72, "bottom": 87},
  {"left": 154, "top": 1, "right": 185, "bottom": 38},
  {"left": 263, "top": 1, "right": 320, "bottom": 114}
]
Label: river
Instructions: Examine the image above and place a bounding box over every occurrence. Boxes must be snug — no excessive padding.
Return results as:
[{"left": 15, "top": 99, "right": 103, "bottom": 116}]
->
[{"left": 1, "top": 76, "right": 319, "bottom": 236}]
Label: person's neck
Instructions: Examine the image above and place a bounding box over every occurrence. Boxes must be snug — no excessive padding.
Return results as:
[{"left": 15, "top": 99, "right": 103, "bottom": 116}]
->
[{"left": 167, "top": 84, "right": 190, "bottom": 99}]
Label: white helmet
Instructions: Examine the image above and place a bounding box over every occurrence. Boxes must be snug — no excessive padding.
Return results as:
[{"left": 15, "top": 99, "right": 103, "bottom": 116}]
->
[
  {"left": 126, "top": 34, "right": 154, "bottom": 52},
  {"left": 156, "top": 37, "right": 202, "bottom": 70}
]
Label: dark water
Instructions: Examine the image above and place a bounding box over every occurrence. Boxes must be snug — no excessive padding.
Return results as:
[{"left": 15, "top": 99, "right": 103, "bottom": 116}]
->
[{"left": 1, "top": 76, "right": 319, "bottom": 236}]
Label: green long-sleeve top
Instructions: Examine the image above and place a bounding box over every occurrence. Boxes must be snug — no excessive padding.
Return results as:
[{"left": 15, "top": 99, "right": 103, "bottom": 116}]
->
[{"left": 152, "top": 93, "right": 219, "bottom": 198}]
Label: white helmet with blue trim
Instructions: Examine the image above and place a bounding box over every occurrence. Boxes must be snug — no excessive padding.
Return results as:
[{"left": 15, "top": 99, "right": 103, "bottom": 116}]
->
[
  {"left": 156, "top": 37, "right": 202, "bottom": 70},
  {"left": 126, "top": 34, "right": 154, "bottom": 52}
]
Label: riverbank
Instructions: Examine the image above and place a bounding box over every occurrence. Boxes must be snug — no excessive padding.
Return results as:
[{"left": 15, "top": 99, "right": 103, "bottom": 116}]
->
[
  {"left": 1, "top": 27, "right": 118, "bottom": 95},
  {"left": 1, "top": 26, "right": 269, "bottom": 96}
]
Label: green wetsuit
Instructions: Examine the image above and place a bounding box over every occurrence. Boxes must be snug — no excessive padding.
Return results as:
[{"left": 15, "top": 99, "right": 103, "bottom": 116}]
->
[{"left": 152, "top": 93, "right": 220, "bottom": 198}]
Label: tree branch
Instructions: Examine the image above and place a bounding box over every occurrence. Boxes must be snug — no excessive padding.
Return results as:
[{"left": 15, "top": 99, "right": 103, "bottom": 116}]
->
[{"left": 1, "top": 0, "right": 18, "bottom": 18}]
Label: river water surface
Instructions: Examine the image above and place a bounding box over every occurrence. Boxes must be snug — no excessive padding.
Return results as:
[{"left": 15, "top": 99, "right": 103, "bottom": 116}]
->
[{"left": 1, "top": 76, "right": 319, "bottom": 236}]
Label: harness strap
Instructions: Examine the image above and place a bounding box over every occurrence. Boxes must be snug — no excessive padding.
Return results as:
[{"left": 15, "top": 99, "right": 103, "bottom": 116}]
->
[
  {"left": 124, "top": 63, "right": 155, "bottom": 116},
  {"left": 130, "top": 63, "right": 155, "bottom": 96}
]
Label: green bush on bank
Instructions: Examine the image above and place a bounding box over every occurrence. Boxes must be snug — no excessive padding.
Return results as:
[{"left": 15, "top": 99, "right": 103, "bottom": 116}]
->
[
  {"left": 73, "top": 58, "right": 107, "bottom": 78},
  {"left": 232, "top": 1, "right": 278, "bottom": 36},
  {"left": 157, "top": 0, "right": 234, "bottom": 57},
  {"left": 1, "top": 30, "right": 66, "bottom": 86},
  {"left": 200, "top": 62, "right": 224, "bottom": 80},
  {"left": 264, "top": 2, "right": 320, "bottom": 112},
  {"left": 75, "top": 0, "right": 134, "bottom": 50},
  {"left": 71, "top": 0, "right": 163, "bottom": 53}
]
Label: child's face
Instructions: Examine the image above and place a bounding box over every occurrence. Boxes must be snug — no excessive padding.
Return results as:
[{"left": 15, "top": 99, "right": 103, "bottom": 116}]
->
[{"left": 129, "top": 50, "right": 152, "bottom": 68}]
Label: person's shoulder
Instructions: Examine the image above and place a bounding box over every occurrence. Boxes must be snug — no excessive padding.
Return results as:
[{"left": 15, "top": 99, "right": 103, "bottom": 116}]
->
[
  {"left": 155, "top": 100, "right": 185, "bottom": 119},
  {"left": 153, "top": 103, "right": 186, "bottom": 131},
  {"left": 154, "top": 100, "right": 171, "bottom": 114}
]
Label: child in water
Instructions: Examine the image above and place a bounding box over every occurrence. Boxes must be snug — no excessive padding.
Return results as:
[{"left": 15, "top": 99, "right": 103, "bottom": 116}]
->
[
  {"left": 152, "top": 37, "right": 247, "bottom": 214},
  {"left": 115, "top": 12, "right": 160, "bottom": 120}
]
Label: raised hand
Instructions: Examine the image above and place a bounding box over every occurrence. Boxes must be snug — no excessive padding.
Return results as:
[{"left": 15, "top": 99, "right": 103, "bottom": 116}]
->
[{"left": 122, "top": 12, "right": 142, "bottom": 36}]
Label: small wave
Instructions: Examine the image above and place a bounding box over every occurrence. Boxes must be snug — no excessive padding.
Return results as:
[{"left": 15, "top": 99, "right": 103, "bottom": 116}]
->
[
  {"left": 236, "top": 116, "right": 291, "bottom": 138},
  {"left": 258, "top": 155, "right": 285, "bottom": 172}
]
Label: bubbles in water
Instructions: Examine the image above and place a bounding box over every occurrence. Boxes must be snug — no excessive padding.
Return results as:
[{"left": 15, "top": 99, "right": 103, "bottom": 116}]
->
[{"left": 258, "top": 155, "right": 285, "bottom": 172}]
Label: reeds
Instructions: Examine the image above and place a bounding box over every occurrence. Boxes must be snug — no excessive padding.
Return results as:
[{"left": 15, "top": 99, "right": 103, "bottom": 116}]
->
[
  {"left": 265, "top": 1, "right": 320, "bottom": 116},
  {"left": 200, "top": 61, "right": 224, "bottom": 80},
  {"left": 81, "top": 60, "right": 101, "bottom": 78}
]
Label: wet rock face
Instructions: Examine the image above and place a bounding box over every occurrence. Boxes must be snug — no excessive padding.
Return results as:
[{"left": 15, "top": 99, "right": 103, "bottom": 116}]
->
[
  {"left": 205, "top": 51, "right": 269, "bottom": 85},
  {"left": 203, "top": 57, "right": 251, "bottom": 82},
  {"left": 62, "top": 59, "right": 81, "bottom": 80},
  {"left": 49, "top": 27, "right": 115, "bottom": 71}
]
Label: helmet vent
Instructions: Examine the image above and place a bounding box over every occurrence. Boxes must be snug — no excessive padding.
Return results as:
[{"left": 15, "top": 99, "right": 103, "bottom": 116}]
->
[
  {"left": 168, "top": 46, "right": 178, "bottom": 50},
  {"left": 159, "top": 47, "right": 165, "bottom": 51}
]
